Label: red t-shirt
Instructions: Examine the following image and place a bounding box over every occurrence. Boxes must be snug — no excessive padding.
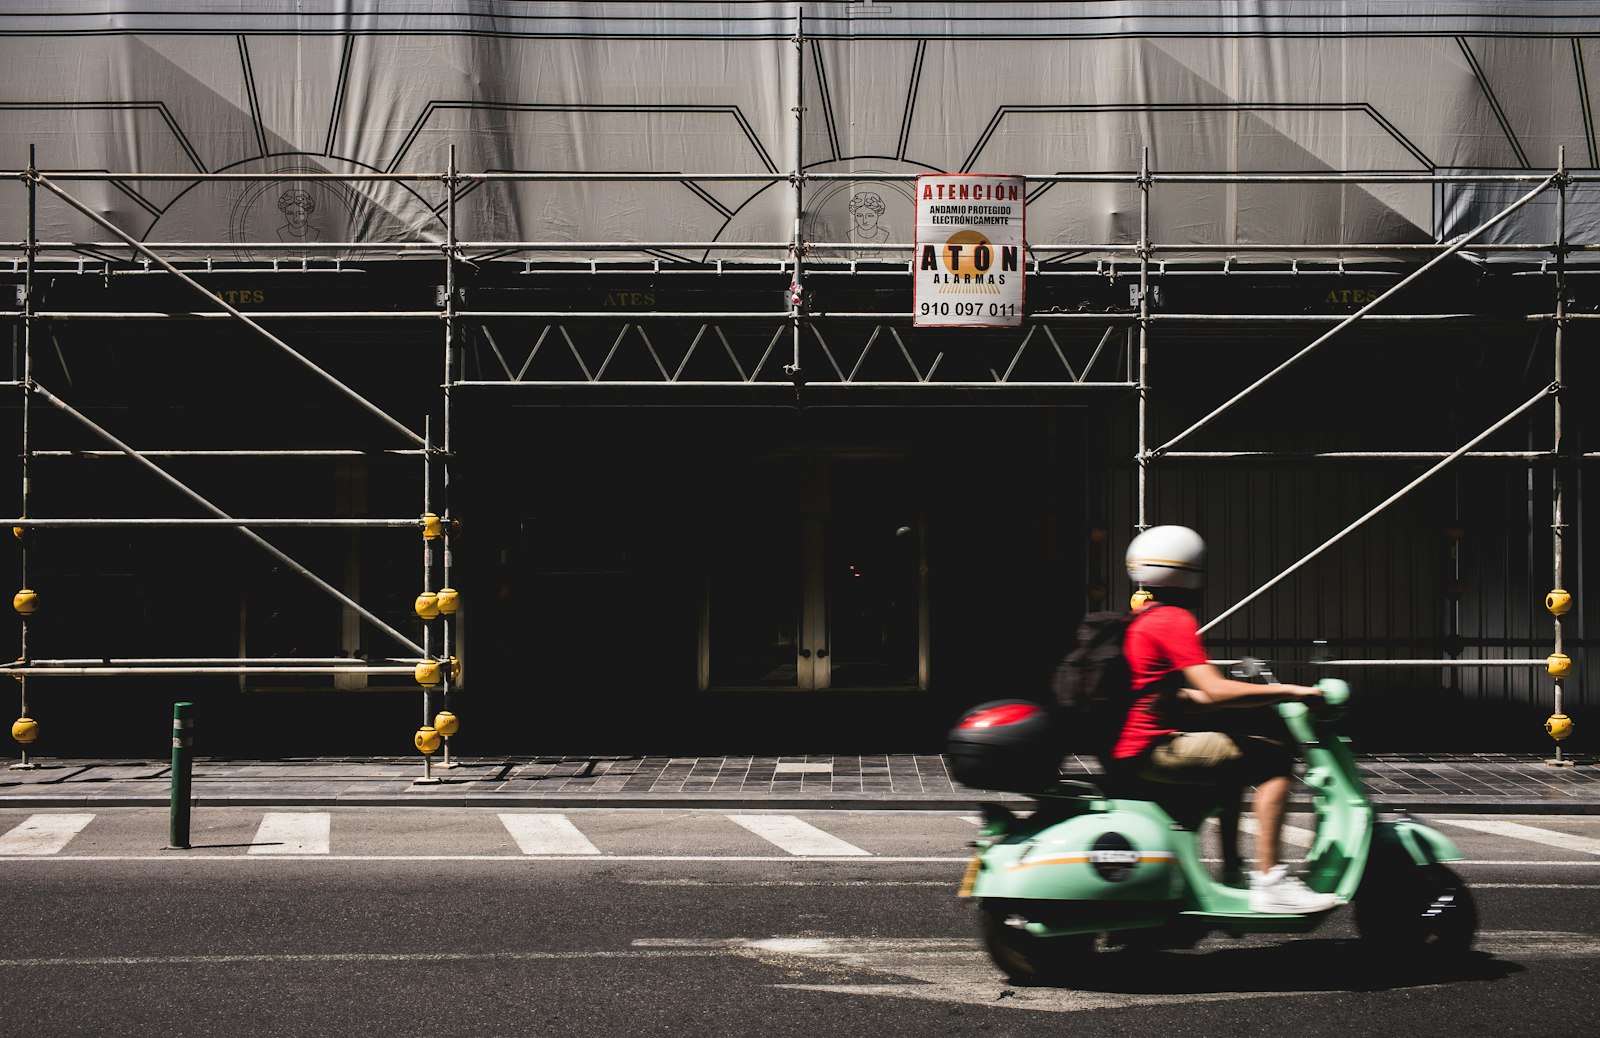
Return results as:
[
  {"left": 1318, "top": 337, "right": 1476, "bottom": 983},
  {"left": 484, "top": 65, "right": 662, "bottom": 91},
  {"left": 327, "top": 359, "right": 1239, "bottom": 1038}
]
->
[{"left": 1110, "top": 605, "right": 1209, "bottom": 760}]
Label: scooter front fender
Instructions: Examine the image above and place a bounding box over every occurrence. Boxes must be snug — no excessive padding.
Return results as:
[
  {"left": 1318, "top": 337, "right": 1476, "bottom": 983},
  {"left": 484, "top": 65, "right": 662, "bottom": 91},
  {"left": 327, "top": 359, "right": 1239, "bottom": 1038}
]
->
[{"left": 1373, "top": 817, "right": 1465, "bottom": 866}]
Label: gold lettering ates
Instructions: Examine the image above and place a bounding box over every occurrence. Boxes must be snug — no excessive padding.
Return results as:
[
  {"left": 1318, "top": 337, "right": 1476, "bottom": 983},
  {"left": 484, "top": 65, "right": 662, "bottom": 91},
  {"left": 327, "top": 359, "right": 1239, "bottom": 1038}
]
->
[{"left": 214, "top": 289, "right": 265, "bottom": 305}]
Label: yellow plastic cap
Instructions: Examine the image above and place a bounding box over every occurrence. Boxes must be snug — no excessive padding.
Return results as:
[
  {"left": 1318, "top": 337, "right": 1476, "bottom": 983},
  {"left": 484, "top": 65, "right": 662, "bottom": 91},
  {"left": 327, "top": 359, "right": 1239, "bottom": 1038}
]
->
[
  {"left": 414, "top": 592, "right": 440, "bottom": 620},
  {"left": 414, "top": 660, "right": 442, "bottom": 687},
  {"left": 1548, "top": 653, "right": 1574, "bottom": 679},
  {"left": 1545, "top": 713, "right": 1574, "bottom": 741},
  {"left": 433, "top": 711, "right": 459, "bottom": 737},
  {"left": 421, "top": 513, "right": 443, "bottom": 540},
  {"left": 1546, "top": 589, "right": 1573, "bottom": 616},
  {"left": 11, "top": 716, "right": 38, "bottom": 744},
  {"left": 1130, "top": 588, "right": 1155, "bottom": 612},
  {"left": 12, "top": 589, "right": 38, "bottom": 615},
  {"left": 435, "top": 588, "right": 460, "bottom": 615},
  {"left": 414, "top": 726, "right": 441, "bottom": 754}
]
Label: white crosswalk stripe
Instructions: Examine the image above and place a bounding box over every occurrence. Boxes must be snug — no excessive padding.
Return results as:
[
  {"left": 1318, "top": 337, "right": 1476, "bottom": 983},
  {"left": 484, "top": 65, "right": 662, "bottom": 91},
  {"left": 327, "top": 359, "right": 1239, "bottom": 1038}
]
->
[
  {"left": 249, "top": 812, "right": 331, "bottom": 855},
  {"left": 499, "top": 814, "right": 602, "bottom": 855},
  {"left": 728, "top": 814, "right": 871, "bottom": 856},
  {"left": 0, "top": 814, "right": 93, "bottom": 855},
  {"left": 0, "top": 809, "right": 1594, "bottom": 863},
  {"left": 1438, "top": 818, "right": 1600, "bottom": 856}
]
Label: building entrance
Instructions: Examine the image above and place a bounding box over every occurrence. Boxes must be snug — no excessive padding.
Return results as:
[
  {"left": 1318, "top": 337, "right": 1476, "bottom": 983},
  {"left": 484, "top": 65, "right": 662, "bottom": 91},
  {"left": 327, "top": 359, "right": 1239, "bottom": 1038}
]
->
[{"left": 704, "top": 456, "right": 925, "bottom": 690}]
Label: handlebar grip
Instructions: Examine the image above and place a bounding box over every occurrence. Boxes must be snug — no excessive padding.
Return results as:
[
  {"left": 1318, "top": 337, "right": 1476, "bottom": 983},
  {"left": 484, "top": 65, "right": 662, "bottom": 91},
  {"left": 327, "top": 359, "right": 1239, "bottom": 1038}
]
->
[{"left": 1316, "top": 678, "right": 1350, "bottom": 709}]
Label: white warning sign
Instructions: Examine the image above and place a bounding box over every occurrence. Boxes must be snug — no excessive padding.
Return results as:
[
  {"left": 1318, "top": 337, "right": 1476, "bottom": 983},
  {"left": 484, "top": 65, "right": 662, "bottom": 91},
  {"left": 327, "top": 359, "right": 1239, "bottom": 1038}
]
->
[{"left": 913, "top": 174, "right": 1025, "bottom": 328}]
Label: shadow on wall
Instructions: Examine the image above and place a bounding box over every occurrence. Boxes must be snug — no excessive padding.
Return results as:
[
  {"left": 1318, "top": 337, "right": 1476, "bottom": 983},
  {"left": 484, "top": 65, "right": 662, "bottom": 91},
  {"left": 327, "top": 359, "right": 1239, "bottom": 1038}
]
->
[{"left": 1344, "top": 682, "right": 1581, "bottom": 756}]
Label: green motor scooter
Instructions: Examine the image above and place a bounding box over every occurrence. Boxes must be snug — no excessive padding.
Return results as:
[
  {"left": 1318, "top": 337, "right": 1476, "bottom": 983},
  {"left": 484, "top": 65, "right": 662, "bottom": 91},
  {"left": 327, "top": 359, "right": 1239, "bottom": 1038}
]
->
[{"left": 949, "top": 675, "right": 1477, "bottom": 985}]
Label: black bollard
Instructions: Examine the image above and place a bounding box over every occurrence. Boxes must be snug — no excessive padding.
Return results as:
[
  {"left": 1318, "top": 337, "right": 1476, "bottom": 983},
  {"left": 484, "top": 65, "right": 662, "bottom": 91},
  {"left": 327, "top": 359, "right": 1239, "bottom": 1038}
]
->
[{"left": 169, "top": 702, "right": 193, "bottom": 849}]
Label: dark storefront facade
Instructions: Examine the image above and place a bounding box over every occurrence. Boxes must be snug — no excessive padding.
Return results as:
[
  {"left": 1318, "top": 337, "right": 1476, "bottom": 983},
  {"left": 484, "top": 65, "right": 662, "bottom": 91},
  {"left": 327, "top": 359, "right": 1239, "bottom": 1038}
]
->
[
  {"left": 1, "top": 3, "right": 1595, "bottom": 760},
  {"left": 1, "top": 261, "right": 1591, "bottom": 758}
]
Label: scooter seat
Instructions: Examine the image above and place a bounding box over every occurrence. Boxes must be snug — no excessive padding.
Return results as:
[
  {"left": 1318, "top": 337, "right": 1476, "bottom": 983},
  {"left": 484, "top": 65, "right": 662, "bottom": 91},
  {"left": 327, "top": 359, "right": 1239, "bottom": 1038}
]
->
[
  {"left": 1041, "top": 778, "right": 1109, "bottom": 799},
  {"left": 1093, "top": 770, "right": 1233, "bottom": 831}
]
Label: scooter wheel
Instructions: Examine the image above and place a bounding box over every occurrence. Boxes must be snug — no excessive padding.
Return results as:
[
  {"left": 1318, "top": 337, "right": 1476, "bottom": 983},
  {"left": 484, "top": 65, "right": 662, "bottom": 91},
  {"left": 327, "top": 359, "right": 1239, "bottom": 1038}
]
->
[
  {"left": 976, "top": 900, "right": 1096, "bottom": 986},
  {"left": 1355, "top": 863, "right": 1477, "bottom": 957}
]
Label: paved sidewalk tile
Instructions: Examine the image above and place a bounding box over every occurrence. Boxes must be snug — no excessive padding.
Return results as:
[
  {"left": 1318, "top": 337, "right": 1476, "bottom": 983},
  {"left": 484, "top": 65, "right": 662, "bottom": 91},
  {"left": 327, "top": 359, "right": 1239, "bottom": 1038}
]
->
[
  {"left": 1, "top": 752, "right": 1596, "bottom": 810},
  {"left": 0, "top": 764, "right": 92, "bottom": 785}
]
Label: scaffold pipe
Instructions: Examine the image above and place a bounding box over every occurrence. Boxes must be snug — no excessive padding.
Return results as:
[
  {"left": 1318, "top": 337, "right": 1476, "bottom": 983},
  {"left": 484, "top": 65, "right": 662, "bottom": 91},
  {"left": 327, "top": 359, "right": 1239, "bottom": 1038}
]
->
[
  {"left": 6, "top": 518, "right": 423, "bottom": 527},
  {"left": 1154, "top": 174, "right": 1558, "bottom": 456},
  {"left": 5, "top": 658, "right": 404, "bottom": 667},
  {"left": 31, "top": 172, "right": 427, "bottom": 449},
  {"left": 0, "top": 667, "right": 418, "bottom": 677},
  {"left": 1198, "top": 382, "right": 1560, "bottom": 635},
  {"left": 29, "top": 383, "right": 426, "bottom": 657}
]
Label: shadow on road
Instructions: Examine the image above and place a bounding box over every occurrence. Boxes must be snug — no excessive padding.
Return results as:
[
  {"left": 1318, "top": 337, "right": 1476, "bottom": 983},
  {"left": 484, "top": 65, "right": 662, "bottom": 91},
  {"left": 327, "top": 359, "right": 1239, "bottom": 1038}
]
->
[{"left": 1031, "top": 939, "right": 1518, "bottom": 994}]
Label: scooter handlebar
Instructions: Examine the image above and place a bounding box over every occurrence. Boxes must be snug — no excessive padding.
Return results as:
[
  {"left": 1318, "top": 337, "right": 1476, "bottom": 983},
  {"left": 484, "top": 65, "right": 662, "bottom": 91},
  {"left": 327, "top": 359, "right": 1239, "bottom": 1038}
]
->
[
  {"left": 1279, "top": 678, "right": 1351, "bottom": 723},
  {"left": 1316, "top": 678, "right": 1351, "bottom": 709}
]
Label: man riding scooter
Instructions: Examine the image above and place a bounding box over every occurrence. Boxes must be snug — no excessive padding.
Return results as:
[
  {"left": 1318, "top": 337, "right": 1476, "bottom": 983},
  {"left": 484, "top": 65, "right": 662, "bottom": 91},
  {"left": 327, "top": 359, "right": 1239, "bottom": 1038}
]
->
[{"left": 1110, "top": 525, "right": 1340, "bottom": 915}]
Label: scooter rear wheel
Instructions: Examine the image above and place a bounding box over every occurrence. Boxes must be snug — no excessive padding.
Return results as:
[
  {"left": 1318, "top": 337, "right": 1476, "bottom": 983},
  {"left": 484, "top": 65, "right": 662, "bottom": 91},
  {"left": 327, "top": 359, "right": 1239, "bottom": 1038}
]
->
[
  {"left": 976, "top": 900, "right": 1096, "bottom": 986},
  {"left": 1355, "top": 863, "right": 1477, "bottom": 957}
]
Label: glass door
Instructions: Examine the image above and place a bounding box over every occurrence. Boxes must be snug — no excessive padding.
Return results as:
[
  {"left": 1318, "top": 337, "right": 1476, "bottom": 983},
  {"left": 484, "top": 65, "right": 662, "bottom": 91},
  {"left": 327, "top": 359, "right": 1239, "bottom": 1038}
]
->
[
  {"left": 818, "top": 460, "right": 922, "bottom": 687},
  {"left": 704, "top": 459, "right": 804, "bottom": 688},
  {"left": 705, "top": 456, "right": 925, "bottom": 690}
]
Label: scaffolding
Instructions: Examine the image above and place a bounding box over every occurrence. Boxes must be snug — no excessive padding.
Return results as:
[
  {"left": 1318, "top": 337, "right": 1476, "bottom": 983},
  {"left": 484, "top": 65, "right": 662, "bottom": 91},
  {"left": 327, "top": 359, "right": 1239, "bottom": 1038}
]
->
[{"left": 3, "top": 28, "right": 1596, "bottom": 765}]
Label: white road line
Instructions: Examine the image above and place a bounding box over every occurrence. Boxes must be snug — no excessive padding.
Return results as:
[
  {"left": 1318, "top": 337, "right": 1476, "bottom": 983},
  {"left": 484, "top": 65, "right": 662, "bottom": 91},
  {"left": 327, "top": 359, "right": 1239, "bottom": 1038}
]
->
[
  {"left": 1472, "top": 883, "right": 1600, "bottom": 890},
  {"left": 1439, "top": 818, "right": 1600, "bottom": 856},
  {"left": 0, "top": 949, "right": 727, "bottom": 968},
  {"left": 627, "top": 879, "right": 952, "bottom": 887},
  {"left": 1458, "top": 860, "right": 1600, "bottom": 867},
  {"left": 5, "top": 928, "right": 1596, "bottom": 980},
  {"left": 0, "top": 854, "right": 964, "bottom": 863},
  {"left": 248, "top": 812, "right": 330, "bottom": 855},
  {"left": 0, "top": 853, "right": 1590, "bottom": 868},
  {"left": 728, "top": 815, "right": 871, "bottom": 856},
  {"left": 499, "top": 814, "right": 601, "bottom": 855},
  {"left": 0, "top": 814, "right": 93, "bottom": 856}
]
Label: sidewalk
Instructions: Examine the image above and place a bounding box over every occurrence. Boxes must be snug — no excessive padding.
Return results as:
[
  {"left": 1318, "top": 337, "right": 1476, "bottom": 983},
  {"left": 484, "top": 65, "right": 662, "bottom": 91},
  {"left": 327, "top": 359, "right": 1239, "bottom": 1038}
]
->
[{"left": 3, "top": 752, "right": 1598, "bottom": 812}]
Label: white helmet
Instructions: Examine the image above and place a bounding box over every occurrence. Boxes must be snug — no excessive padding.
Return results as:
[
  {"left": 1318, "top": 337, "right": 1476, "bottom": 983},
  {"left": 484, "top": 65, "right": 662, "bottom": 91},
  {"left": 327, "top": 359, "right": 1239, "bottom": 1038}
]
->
[{"left": 1125, "top": 525, "right": 1206, "bottom": 590}]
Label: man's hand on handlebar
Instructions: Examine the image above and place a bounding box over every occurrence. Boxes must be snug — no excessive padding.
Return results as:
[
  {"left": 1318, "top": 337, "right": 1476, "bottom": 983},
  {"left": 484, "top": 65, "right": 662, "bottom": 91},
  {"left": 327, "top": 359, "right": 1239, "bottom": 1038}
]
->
[{"left": 1177, "top": 674, "right": 1323, "bottom": 709}]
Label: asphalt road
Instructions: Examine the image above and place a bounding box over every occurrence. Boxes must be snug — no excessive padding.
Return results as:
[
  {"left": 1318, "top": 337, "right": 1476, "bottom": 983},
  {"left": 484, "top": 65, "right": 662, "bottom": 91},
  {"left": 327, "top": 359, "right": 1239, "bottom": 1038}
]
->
[{"left": 0, "top": 808, "right": 1597, "bottom": 1037}]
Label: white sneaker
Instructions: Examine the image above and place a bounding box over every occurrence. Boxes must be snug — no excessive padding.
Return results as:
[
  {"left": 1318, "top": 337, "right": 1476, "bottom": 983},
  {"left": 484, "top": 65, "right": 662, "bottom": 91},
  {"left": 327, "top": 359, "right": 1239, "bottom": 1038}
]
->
[{"left": 1248, "top": 865, "right": 1340, "bottom": 915}]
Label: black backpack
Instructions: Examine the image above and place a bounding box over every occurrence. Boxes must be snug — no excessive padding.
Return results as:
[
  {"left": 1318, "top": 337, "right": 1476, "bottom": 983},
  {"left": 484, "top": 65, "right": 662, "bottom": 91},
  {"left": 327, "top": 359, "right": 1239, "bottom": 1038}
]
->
[{"left": 1050, "top": 604, "right": 1166, "bottom": 764}]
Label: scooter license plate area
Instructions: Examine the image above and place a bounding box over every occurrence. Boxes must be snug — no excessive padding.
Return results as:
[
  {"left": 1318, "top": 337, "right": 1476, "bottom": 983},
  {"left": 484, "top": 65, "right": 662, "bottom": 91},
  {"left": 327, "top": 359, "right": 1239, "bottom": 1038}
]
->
[{"left": 957, "top": 854, "right": 982, "bottom": 898}]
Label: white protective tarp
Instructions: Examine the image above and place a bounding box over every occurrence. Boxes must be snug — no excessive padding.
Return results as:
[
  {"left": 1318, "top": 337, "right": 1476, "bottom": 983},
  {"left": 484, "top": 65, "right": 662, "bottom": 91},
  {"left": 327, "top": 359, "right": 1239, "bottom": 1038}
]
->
[{"left": 2, "top": 1, "right": 1598, "bottom": 261}]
